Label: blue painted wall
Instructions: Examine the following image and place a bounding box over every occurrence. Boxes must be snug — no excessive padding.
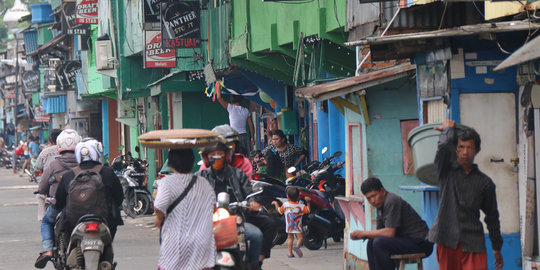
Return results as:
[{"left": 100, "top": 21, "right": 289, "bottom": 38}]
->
[
  {"left": 365, "top": 77, "right": 422, "bottom": 210},
  {"left": 316, "top": 101, "right": 346, "bottom": 164}
]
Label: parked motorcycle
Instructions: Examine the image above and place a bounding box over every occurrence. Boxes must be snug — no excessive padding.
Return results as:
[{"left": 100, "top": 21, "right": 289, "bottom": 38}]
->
[
  {"left": 213, "top": 192, "right": 254, "bottom": 270},
  {"left": 112, "top": 146, "right": 152, "bottom": 218},
  {"left": 53, "top": 214, "right": 115, "bottom": 270}
]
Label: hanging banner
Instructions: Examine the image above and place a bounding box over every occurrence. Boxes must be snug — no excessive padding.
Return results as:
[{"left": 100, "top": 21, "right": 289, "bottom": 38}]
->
[
  {"left": 144, "top": 31, "right": 177, "bottom": 68},
  {"left": 161, "top": 0, "right": 201, "bottom": 49},
  {"left": 57, "top": 61, "right": 82, "bottom": 88},
  {"left": 22, "top": 70, "right": 40, "bottom": 93},
  {"left": 76, "top": 0, "right": 98, "bottom": 24},
  {"left": 63, "top": 2, "right": 91, "bottom": 35},
  {"left": 144, "top": 0, "right": 161, "bottom": 25},
  {"left": 34, "top": 107, "right": 50, "bottom": 123}
]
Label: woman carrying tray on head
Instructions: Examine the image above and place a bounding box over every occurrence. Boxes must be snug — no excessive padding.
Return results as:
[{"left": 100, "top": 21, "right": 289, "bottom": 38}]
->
[{"left": 142, "top": 129, "right": 220, "bottom": 270}]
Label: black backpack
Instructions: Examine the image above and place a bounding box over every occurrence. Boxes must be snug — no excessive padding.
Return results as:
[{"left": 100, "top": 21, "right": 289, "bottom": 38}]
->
[{"left": 65, "top": 165, "right": 109, "bottom": 226}]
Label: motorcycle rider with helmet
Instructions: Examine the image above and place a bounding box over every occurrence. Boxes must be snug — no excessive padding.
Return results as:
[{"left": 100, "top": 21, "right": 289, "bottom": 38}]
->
[
  {"left": 55, "top": 138, "right": 124, "bottom": 240},
  {"left": 197, "top": 140, "right": 276, "bottom": 270},
  {"left": 199, "top": 124, "right": 253, "bottom": 179},
  {"left": 35, "top": 129, "right": 82, "bottom": 269}
]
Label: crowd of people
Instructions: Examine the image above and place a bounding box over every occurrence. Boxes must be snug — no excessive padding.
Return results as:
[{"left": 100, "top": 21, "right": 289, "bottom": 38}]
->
[{"left": 16, "top": 93, "right": 504, "bottom": 270}]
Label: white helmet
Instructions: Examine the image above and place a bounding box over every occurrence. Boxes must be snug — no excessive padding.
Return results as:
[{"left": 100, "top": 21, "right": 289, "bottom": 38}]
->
[
  {"left": 56, "top": 129, "right": 82, "bottom": 153},
  {"left": 75, "top": 138, "right": 104, "bottom": 164}
]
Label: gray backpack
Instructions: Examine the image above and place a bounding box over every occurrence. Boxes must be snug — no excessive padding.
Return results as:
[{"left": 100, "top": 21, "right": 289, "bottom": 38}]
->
[{"left": 65, "top": 165, "right": 109, "bottom": 225}]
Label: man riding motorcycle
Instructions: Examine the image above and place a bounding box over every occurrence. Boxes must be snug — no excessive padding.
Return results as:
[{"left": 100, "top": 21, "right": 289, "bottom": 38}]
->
[
  {"left": 197, "top": 141, "right": 276, "bottom": 269},
  {"left": 35, "top": 129, "right": 81, "bottom": 269},
  {"left": 55, "top": 138, "right": 124, "bottom": 239},
  {"left": 199, "top": 124, "right": 253, "bottom": 179}
]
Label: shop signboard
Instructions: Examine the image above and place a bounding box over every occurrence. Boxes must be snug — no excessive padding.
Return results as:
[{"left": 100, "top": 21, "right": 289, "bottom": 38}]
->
[
  {"left": 144, "top": 0, "right": 161, "bottom": 25},
  {"left": 161, "top": 0, "right": 201, "bottom": 49},
  {"left": 22, "top": 70, "right": 40, "bottom": 93},
  {"left": 34, "top": 107, "right": 50, "bottom": 123},
  {"left": 63, "top": 2, "right": 91, "bottom": 35},
  {"left": 76, "top": 0, "right": 98, "bottom": 24},
  {"left": 144, "top": 31, "right": 177, "bottom": 68},
  {"left": 57, "top": 61, "right": 82, "bottom": 88}
]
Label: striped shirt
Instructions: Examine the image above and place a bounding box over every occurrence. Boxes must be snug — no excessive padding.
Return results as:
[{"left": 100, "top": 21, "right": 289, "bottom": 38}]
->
[
  {"left": 154, "top": 173, "right": 216, "bottom": 270},
  {"left": 427, "top": 127, "right": 503, "bottom": 252}
]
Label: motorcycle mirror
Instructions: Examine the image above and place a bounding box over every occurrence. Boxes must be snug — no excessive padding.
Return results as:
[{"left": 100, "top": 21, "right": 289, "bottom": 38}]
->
[
  {"left": 333, "top": 151, "right": 343, "bottom": 158},
  {"left": 217, "top": 192, "right": 230, "bottom": 208},
  {"left": 321, "top": 147, "right": 328, "bottom": 155},
  {"left": 287, "top": 167, "right": 297, "bottom": 174},
  {"left": 135, "top": 146, "right": 140, "bottom": 153}
]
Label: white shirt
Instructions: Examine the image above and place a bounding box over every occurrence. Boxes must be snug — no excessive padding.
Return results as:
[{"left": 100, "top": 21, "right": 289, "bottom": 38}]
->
[
  {"left": 227, "top": 104, "right": 250, "bottom": 134},
  {"left": 154, "top": 173, "right": 216, "bottom": 270}
]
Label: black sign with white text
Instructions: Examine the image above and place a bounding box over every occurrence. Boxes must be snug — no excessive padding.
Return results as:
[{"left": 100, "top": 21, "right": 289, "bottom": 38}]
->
[
  {"left": 57, "top": 61, "right": 81, "bottom": 88},
  {"left": 161, "top": 0, "right": 201, "bottom": 49},
  {"left": 22, "top": 70, "right": 40, "bottom": 93},
  {"left": 63, "top": 2, "right": 91, "bottom": 35}
]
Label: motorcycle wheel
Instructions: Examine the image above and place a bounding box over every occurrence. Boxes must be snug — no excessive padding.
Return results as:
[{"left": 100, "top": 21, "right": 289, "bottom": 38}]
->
[
  {"left": 128, "top": 193, "right": 151, "bottom": 217},
  {"left": 272, "top": 232, "right": 288, "bottom": 246},
  {"left": 302, "top": 225, "right": 323, "bottom": 250},
  {"left": 332, "top": 232, "right": 342, "bottom": 243}
]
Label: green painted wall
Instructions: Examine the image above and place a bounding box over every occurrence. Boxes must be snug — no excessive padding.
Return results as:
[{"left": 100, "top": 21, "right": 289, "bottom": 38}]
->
[
  {"left": 230, "top": 0, "right": 347, "bottom": 56},
  {"left": 37, "top": 26, "right": 52, "bottom": 45},
  {"left": 182, "top": 92, "right": 229, "bottom": 130},
  {"left": 365, "top": 78, "right": 422, "bottom": 211}
]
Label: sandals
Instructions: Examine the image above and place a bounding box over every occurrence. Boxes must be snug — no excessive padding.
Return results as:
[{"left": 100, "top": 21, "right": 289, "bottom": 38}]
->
[
  {"left": 293, "top": 247, "right": 303, "bottom": 258},
  {"left": 34, "top": 252, "right": 52, "bottom": 269}
]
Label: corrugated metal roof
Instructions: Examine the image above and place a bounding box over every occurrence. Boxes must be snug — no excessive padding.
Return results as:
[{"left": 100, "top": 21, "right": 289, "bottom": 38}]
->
[
  {"left": 44, "top": 95, "right": 67, "bottom": 114},
  {"left": 295, "top": 63, "right": 416, "bottom": 102},
  {"left": 494, "top": 34, "right": 540, "bottom": 71},
  {"left": 22, "top": 29, "right": 38, "bottom": 63},
  {"left": 346, "top": 21, "right": 540, "bottom": 46},
  {"left": 347, "top": 1, "right": 484, "bottom": 41}
]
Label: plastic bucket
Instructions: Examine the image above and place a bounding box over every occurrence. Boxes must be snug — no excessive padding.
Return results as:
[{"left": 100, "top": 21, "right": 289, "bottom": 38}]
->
[{"left": 407, "top": 123, "right": 443, "bottom": 186}]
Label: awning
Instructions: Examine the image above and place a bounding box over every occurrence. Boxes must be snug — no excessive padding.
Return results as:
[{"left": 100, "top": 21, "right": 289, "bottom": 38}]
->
[
  {"left": 295, "top": 63, "right": 416, "bottom": 103},
  {"left": 43, "top": 95, "right": 67, "bottom": 114},
  {"left": 26, "top": 34, "right": 67, "bottom": 56},
  {"left": 494, "top": 34, "right": 540, "bottom": 71},
  {"left": 346, "top": 21, "right": 540, "bottom": 47}
]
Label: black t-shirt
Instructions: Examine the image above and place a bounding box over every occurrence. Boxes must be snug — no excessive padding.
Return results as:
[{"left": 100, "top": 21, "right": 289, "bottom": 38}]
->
[{"left": 376, "top": 192, "right": 429, "bottom": 240}]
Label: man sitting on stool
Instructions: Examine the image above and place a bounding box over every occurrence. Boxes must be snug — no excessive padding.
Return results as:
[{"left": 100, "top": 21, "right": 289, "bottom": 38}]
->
[{"left": 350, "top": 177, "right": 433, "bottom": 270}]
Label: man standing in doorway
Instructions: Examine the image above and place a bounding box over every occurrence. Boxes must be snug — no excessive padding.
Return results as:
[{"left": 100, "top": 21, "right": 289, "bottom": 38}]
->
[
  {"left": 216, "top": 87, "right": 254, "bottom": 156},
  {"left": 430, "top": 120, "right": 503, "bottom": 270}
]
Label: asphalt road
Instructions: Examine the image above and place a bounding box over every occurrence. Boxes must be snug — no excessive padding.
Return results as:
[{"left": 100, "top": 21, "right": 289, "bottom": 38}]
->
[{"left": 0, "top": 168, "right": 343, "bottom": 269}]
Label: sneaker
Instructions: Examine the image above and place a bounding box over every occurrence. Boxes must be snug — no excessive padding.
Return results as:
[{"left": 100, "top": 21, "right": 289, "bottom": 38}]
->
[
  {"left": 288, "top": 254, "right": 295, "bottom": 258},
  {"left": 292, "top": 247, "right": 303, "bottom": 258}
]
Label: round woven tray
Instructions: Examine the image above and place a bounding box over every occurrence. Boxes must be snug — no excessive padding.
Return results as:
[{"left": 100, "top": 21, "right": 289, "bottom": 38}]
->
[{"left": 138, "top": 129, "right": 223, "bottom": 149}]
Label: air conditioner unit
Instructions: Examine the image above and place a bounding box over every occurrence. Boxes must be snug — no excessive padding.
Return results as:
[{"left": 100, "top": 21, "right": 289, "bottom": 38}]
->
[{"left": 95, "top": 40, "right": 114, "bottom": 70}]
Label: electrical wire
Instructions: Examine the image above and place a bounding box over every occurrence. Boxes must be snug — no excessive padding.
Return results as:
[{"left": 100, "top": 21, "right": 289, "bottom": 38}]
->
[{"left": 438, "top": 1, "right": 448, "bottom": 30}]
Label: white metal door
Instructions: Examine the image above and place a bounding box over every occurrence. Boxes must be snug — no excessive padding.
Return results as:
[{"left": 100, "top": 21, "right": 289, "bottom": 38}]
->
[
  {"left": 460, "top": 93, "right": 518, "bottom": 234},
  {"left": 172, "top": 92, "right": 182, "bottom": 129}
]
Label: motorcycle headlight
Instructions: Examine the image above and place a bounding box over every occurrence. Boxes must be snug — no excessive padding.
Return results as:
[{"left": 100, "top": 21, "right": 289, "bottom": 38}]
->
[{"left": 213, "top": 208, "right": 230, "bottom": 222}]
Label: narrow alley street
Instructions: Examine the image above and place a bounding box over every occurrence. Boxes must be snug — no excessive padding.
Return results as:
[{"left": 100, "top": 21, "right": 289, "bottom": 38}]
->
[{"left": 0, "top": 168, "right": 343, "bottom": 270}]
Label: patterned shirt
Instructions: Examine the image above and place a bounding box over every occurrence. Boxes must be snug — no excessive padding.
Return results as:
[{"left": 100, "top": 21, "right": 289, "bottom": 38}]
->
[
  {"left": 154, "top": 174, "right": 216, "bottom": 270},
  {"left": 427, "top": 127, "right": 503, "bottom": 252},
  {"left": 263, "top": 144, "right": 304, "bottom": 168},
  {"left": 34, "top": 145, "right": 59, "bottom": 172},
  {"left": 280, "top": 201, "right": 309, "bottom": 233}
]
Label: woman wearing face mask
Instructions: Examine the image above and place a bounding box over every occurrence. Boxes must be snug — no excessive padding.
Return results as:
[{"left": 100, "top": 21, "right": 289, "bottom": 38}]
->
[{"left": 197, "top": 141, "right": 276, "bottom": 270}]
